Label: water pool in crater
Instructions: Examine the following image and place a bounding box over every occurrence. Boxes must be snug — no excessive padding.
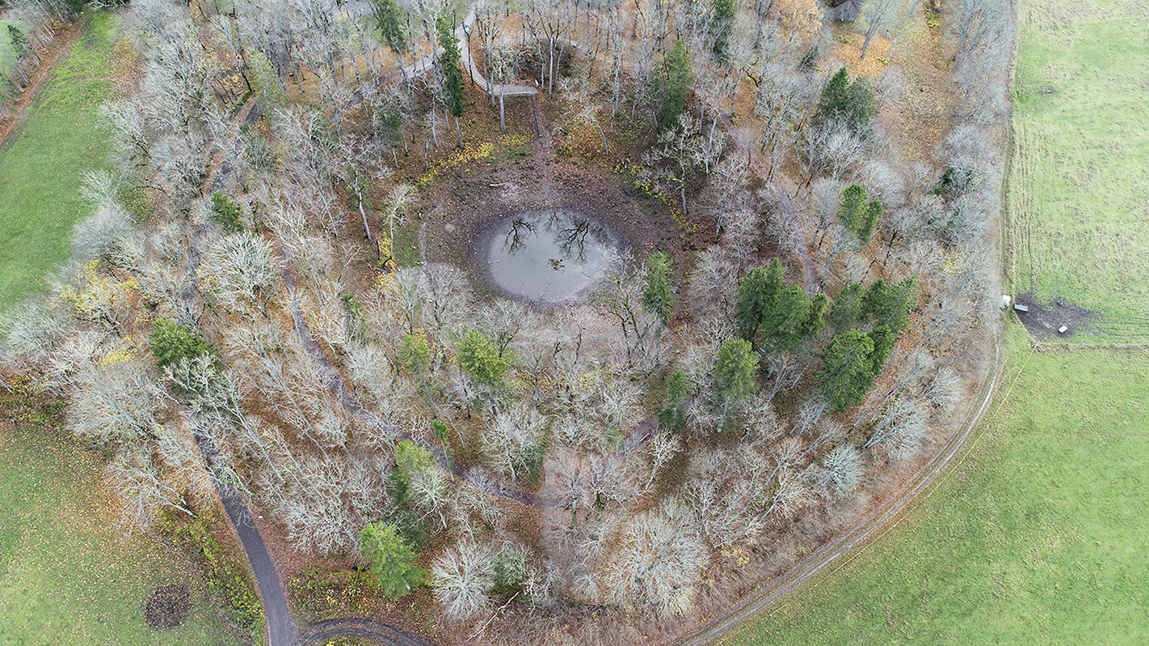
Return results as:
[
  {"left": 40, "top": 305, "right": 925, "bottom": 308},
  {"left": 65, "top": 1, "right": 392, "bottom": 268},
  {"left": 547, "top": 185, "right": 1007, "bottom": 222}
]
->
[{"left": 477, "top": 209, "right": 623, "bottom": 305}]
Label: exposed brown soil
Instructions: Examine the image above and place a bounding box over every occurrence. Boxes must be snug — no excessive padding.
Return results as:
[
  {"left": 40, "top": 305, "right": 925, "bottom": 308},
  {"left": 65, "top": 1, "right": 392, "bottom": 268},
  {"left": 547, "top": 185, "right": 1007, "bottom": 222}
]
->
[
  {"left": 428, "top": 160, "right": 674, "bottom": 285},
  {"left": 411, "top": 121, "right": 684, "bottom": 304},
  {"left": 144, "top": 584, "right": 192, "bottom": 630},
  {"left": 1013, "top": 294, "right": 1093, "bottom": 340}
]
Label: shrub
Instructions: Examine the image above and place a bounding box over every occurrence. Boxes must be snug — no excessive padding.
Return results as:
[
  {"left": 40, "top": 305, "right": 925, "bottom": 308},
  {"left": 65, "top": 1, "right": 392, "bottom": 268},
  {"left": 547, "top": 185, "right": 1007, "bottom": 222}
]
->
[{"left": 148, "top": 319, "right": 215, "bottom": 370}]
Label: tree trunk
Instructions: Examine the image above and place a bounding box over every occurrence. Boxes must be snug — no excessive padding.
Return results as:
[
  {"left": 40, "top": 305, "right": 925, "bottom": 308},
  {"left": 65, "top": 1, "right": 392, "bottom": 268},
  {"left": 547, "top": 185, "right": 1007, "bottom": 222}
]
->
[
  {"left": 358, "top": 197, "right": 371, "bottom": 241},
  {"left": 860, "top": 25, "right": 878, "bottom": 59}
]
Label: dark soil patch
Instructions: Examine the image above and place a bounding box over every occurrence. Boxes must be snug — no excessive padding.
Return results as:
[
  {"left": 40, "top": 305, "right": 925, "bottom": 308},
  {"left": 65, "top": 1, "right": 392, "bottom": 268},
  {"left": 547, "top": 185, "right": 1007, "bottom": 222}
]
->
[
  {"left": 145, "top": 584, "right": 191, "bottom": 630},
  {"left": 424, "top": 159, "right": 679, "bottom": 302},
  {"left": 1013, "top": 294, "right": 1093, "bottom": 340}
]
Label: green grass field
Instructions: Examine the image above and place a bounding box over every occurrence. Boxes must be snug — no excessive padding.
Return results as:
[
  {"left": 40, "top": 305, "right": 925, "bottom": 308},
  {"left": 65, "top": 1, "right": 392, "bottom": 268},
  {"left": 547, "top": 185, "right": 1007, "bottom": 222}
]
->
[
  {"left": 0, "top": 20, "right": 17, "bottom": 74},
  {"left": 0, "top": 423, "right": 240, "bottom": 644},
  {"left": 0, "top": 11, "right": 118, "bottom": 312},
  {"left": 718, "top": 330, "right": 1149, "bottom": 645},
  {"left": 0, "top": 12, "right": 243, "bottom": 644},
  {"left": 1009, "top": 0, "right": 1149, "bottom": 336}
]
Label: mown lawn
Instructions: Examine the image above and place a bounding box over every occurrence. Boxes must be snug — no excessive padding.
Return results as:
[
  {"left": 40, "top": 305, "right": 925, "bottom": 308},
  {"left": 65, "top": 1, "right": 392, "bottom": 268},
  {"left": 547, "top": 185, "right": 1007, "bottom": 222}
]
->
[
  {"left": 717, "top": 329, "right": 1149, "bottom": 645},
  {"left": 0, "top": 11, "right": 118, "bottom": 312},
  {"left": 1, "top": 20, "right": 16, "bottom": 74},
  {"left": 0, "top": 422, "right": 239, "bottom": 644},
  {"left": 0, "top": 12, "right": 241, "bottom": 644},
  {"left": 1008, "top": 0, "right": 1149, "bottom": 333}
]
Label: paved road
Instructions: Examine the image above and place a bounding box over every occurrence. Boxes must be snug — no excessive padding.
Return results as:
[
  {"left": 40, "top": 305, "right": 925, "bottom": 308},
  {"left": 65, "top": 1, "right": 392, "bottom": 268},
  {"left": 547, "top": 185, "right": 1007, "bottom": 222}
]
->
[
  {"left": 218, "top": 484, "right": 300, "bottom": 646},
  {"left": 192, "top": 428, "right": 300, "bottom": 646}
]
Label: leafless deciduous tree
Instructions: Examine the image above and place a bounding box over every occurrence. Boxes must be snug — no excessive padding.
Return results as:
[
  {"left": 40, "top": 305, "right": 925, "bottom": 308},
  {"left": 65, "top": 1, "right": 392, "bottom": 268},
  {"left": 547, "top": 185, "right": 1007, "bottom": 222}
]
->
[
  {"left": 483, "top": 404, "right": 547, "bottom": 483},
  {"left": 202, "top": 232, "right": 277, "bottom": 311},
  {"left": 432, "top": 540, "right": 496, "bottom": 621},
  {"left": 598, "top": 499, "right": 707, "bottom": 617}
]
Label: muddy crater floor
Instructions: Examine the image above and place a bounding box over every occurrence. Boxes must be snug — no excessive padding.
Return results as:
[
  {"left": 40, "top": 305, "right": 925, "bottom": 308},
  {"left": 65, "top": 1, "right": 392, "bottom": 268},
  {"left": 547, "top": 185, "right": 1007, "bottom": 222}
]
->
[{"left": 423, "top": 159, "right": 675, "bottom": 306}]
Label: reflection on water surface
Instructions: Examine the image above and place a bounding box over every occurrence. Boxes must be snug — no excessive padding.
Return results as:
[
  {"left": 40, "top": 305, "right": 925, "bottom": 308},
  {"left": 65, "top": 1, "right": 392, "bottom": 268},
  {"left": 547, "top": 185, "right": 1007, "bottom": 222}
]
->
[{"left": 482, "top": 209, "right": 620, "bottom": 304}]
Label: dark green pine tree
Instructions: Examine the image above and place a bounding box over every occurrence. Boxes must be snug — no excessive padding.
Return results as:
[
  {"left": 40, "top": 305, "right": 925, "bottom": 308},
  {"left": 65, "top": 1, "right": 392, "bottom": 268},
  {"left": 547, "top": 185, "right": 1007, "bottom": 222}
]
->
[
  {"left": 710, "top": 0, "right": 737, "bottom": 59},
  {"left": 456, "top": 330, "right": 508, "bottom": 387},
  {"left": 829, "top": 282, "right": 865, "bottom": 332},
  {"left": 714, "top": 337, "right": 758, "bottom": 403},
  {"left": 642, "top": 251, "right": 675, "bottom": 325},
  {"left": 436, "top": 16, "right": 465, "bottom": 148},
  {"left": 148, "top": 319, "right": 216, "bottom": 370},
  {"left": 762, "top": 284, "right": 809, "bottom": 351},
  {"left": 658, "top": 369, "right": 690, "bottom": 433},
  {"left": 819, "top": 329, "right": 876, "bottom": 412},
  {"left": 359, "top": 522, "right": 426, "bottom": 599},
  {"left": 802, "top": 292, "right": 830, "bottom": 336},
  {"left": 867, "top": 325, "right": 898, "bottom": 374},
  {"left": 655, "top": 39, "right": 694, "bottom": 134},
  {"left": 374, "top": 0, "right": 408, "bottom": 62},
  {"left": 812, "top": 67, "right": 851, "bottom": 127},
  {"left": 812, "top": 66, "right": 876, "bottom": 135},
  {"left": 837, "top": 184, "right": 883, "bottom": 244},
  {"left": 735, "top": 258, "right": 785, "bottom": 341},
  {"left": 862, "top": 276, "right": 917, "bottom": 333}
]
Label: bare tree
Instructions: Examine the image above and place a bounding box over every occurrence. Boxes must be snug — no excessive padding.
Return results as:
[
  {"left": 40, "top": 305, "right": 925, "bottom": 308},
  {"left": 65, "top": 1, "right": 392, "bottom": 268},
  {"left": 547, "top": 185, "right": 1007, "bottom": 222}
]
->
[
  {"left": 202, "top": 232, "right": 277, "bottom": 312},
  {"left": 806, "top": 444, "right": 863, "bottom": 500},
  {"left": 432, "top": 540, "right": 496, "bottom": 621},
  {"left": 483, "top": 404, "right": 547, "bottom": 483},
  {"left": 599, "top": 498, "right": 707, "bottom": 617}
]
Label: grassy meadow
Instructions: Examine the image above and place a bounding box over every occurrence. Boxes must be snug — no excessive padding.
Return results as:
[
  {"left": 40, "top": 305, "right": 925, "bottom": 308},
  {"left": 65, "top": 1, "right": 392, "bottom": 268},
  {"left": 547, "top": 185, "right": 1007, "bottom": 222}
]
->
[
  {"left": 0, "top": 11, "right": 118, "bottom": 312},
  {"left": 0, "top": 20, "right": 16, "bottom": 75},
  {"left": 1009, "top": 0, "right": 1149, "bottom": 336},
  {"left": 717, "top": 329, "right": 1149, "bottom": 645},
  {"left": 0, "top": 12, "right": 242, "bottom": 645},
  {"left": 0, "top": 422, "right": 240, "bottom": 644}
]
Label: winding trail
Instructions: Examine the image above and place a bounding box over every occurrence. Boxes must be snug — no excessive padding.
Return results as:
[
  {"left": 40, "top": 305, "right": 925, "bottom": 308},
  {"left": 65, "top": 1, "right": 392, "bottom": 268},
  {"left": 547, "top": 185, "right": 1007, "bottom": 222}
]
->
[{"left": 300, "top": 618, "right": 436, "bottom": 646}]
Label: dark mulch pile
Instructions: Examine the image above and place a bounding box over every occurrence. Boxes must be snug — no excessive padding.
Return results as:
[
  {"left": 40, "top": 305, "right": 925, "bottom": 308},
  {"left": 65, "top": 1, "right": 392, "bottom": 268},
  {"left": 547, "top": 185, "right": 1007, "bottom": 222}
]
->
[{"left": 145, "top": 584, "right": 191, "bottom": 630}]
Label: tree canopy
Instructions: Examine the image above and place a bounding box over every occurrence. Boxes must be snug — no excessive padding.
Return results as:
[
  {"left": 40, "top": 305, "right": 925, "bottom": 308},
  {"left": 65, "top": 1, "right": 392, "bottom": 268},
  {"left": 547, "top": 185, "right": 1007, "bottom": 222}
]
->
[
  {"left": 373, "top": 0, "right": 408, "bottom": 58},
  {"left": 359, "top": 521, "right": 426, "bottom": 599},
  {"left": 655, "top": 40, "right": 694, "bottom": 134},
  {"left": 819, "top": 329, "right": 876, "bottom": 411},
  {"left": 837, "top": 184, "right": 882, "bottom": 244},
  {"left": 399, "top": 333, "right": 431, "bottom": 376},
  {"left": 148, "top": 319, "right": 215, "bottom": 370},
  {"left": 211, "top": 193, "right": 245, "bottom": 234},
  {"left": 457, "top": 330, "right": 508, "bottom": 387},
  {"left": 642, "top": 251, "right": 675, "bottom": 324},
  {"left": 735, "top": 259, "right": 827, "bottom": 350},
  {"left": 436, "top": 16, "right": 464, "bottom": 120},
  {"left": 812, "top": 66, "right": 877, "bottom": 135},
  {"left": 714, "top": 338, "right": 758, "bottom": 402}
]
